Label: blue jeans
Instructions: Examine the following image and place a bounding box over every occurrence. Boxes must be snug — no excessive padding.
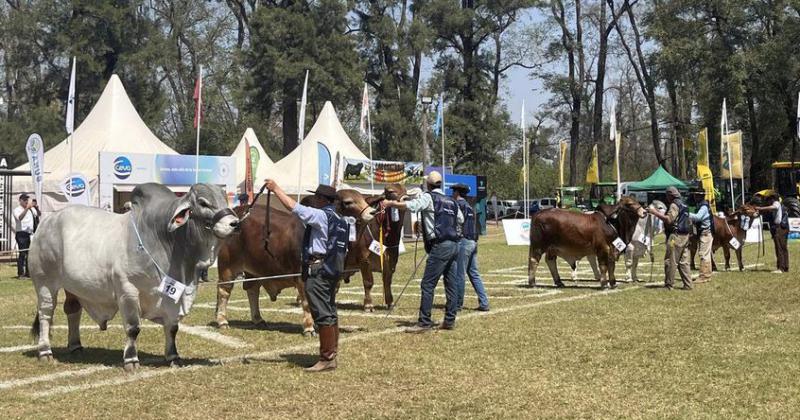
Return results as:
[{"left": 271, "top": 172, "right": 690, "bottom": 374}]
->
[
  {"left": 417, "top": 240, "right": 460, "bottom": 327},
  {"left": 457, "top": 239, "right": 490, "bottom": 310}
]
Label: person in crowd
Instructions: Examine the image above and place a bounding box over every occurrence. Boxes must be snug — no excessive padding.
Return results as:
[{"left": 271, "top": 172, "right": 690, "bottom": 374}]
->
[
  {"left": 264, "top": 179, "right": 348, "bottom": 372},
  {"left": 754, "top": 192, "right": 789, "bottom": 273},
  {"left": 648, "top": 187, "right": 693, "bottom": 290},
  {"left": 31, "top": 198, "right": 41, "bottom": 233},
  {"left": 689, "top": 190, "right": 714, "bottom": 283},
  {"left": 451, "top": 184, "right": 489, "bottom": 312},
  {"left": 13, "top": 193, "right": 35, "bottom": 278},
  {"left": 384, "top": 171, "right": 463, "bottom": 332}
]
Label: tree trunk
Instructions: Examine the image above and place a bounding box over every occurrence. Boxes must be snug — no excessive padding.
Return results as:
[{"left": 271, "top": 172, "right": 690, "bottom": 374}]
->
[
  {"left": 745, "top": 86, "right": 765, "bottom": 189},
  {"left": 591, "top": 0, "right": 608, "bottom": 179},
  {"left": 282, "top": 91, "right": 298, "bottom": 156}
]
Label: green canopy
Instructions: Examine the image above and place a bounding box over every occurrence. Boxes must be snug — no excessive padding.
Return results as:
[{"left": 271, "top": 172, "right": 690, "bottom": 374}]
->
[{"left": 627, "top": 166, "right": 688, "bottom": 191}]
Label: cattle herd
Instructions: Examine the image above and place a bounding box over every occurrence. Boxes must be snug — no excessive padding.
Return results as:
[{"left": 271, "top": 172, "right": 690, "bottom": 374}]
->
[{"left": 23, "top": 182, "right": 763, "bottom": 370}]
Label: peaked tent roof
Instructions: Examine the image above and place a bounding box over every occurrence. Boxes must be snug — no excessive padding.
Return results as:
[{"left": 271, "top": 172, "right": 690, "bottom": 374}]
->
[
  {"left": 14, "top": 74, "right": 177, "bottom": 192},
  {"left": 231, "top": 128, "right": 273, "bottom": 193},
  {"left": 627, "top": 166, "right": 688, "bottom": 191},
  {"left": 268, "top": 101, "right": 368, "bottom": 194}
]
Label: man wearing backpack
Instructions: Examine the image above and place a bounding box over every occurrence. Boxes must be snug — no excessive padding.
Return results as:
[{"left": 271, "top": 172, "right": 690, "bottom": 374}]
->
[
  {"left": 649, "top": 186, "right": 693, "bottom": 290},
  {"left": 755, "top": 192, "right": 789, "bottom": 273},
  {"left": 384, "top": 171, "right": 464, "bottom": 332},
  {"left": 264, "top": 180, "right": 349, "bottom": 372},
  {"left": 689, "top": 190, "right": 714, "bottom": 283}
]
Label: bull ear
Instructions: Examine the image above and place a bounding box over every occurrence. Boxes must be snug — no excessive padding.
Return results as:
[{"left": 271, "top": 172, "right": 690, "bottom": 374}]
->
[{"left": 168, "top": 196, "right": 193, "bottom": 232}]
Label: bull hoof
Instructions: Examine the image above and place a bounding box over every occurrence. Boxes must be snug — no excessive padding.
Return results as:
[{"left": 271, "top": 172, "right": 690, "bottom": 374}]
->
[
  {"left": 364, "top": 304, "right": 374, "bottom": 313},
  {"left": 169, "top": 358, "right": 183, "bottom": 368},
  {"left": 68, "top": 345, "right": 84, "bottom": 354},
  {"left": 38, "top": 353, "right": 54, "bottom": 363},
  {"left": 252, "top": 319, "right": 268, "bottom": 329},
  {"left": 217, "top": 321, "right": 230, "bottom": 330},
  {"left": 123, "top": 361, "right": 140, "bottom": 372},
  {"left": 609, "top": 283, "right": 618, "bottom": 289},
  {"left": 554, "top": 280, "right": 565, "bottom": 288},
  {"left": 302, "top": 330, "right": 317, "bottom": 338}
]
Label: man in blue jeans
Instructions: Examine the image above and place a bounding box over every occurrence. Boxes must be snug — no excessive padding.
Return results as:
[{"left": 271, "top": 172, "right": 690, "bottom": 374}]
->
[
  {"left": 451, "top": 184, "right": 490, "bottom": 312},
  {"left": 384, "top": 171, "right": 463, "bottom": 332}
]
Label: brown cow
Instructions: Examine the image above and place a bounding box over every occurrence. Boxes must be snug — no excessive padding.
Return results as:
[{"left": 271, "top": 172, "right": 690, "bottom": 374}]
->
[
  {"left": 344, "top": 184, "right": 408, "bottom": 311},
  {"left": 528, "top": 197, "right": 646, "bottom": 288},
  {"left": 214, "top": 189, "right": 374, "bottom": 335},
  {"left": 689, "top": 204, "right": 759, "bottom": 271}
]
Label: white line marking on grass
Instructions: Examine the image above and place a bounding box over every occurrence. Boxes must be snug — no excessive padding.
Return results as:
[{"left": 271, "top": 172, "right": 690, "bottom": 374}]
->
[
  {"left": 0, "top": 344, "right": 36, "bottom": 353},
  {"left": 192, "top": 303, "right": 413, "bottom": 319},
  {"left": 27, "top": 285, "right": 639, "bottom": 398},
  {"left": 179, "top": 325, "right": 250, "bottom": 349},
  {"left": 0, "top": 366, "right": 112, "bottom": 391},
  {"left": 488, "top": 266, "right": 528, "bottom": 273}
]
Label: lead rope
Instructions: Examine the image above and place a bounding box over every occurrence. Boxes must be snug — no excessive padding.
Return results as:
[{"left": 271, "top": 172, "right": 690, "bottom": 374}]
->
[{"left": 130, "top": 214, "right": 167, "bottom": 279}]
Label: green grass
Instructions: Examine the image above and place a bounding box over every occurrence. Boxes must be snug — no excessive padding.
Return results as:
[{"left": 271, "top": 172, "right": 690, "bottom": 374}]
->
[{"left": 0, "top": 227, "right": 798, "bottom": 419}]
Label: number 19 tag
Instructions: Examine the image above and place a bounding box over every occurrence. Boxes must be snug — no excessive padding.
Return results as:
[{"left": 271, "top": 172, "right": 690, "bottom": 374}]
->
[
  {"left": 729, "top": 237, "right": 741, "bottom": 250},
  {"left": 159, "top": 275, "right": 186, "bottom": 303},
  {"left": 612, "top": 237, "right": 627, "bottom": 252}
]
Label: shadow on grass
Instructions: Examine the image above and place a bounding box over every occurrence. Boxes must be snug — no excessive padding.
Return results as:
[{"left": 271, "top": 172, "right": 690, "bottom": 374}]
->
[
  {"left": 21, "top": 347, "right": 214, "bottom": 368},
  {"left": 207, "top": 319, "right": 306, "bottom": 335},
  {"left": 280, "top": 353, "right": 316, "bottom": 368},
  {"left": 336, "top": 302, "right": 389, "bottom": 312}
]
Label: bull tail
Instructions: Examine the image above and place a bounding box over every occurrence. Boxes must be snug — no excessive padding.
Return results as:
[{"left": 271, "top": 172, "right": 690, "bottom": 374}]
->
[{"left": 31, "top": 313, "right": 40, "bottom": 340}]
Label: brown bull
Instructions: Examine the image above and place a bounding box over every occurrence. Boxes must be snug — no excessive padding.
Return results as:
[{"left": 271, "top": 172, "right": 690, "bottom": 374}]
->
[
  {"left": 214, "top": 189, "right": 374, "bottom": 335},
  {"left": 528, "top": 197, "right": 646, "bottom": 288},
  {"left": 689, "top": 204, "right": 759, "bottom": 271},
  {"left": 344, "top": 184, "right": 408, "bottom": 312}
]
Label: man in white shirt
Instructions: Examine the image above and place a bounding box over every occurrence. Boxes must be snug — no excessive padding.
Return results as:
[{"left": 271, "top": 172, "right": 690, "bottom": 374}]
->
[
  {"left": 13, "top": 193, "right": 35, "bottom": 278},
  {"left": 755, "top": 192, "right": 789, "bottom": 273}
]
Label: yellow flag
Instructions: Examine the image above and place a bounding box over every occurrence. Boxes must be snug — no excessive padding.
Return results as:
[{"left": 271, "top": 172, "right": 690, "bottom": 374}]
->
[
  {"left": 697, "top": 128, "right": 709, "bottom": 167},
  {"left": 697, "top": 164, "right": 717, "bottom": 214},
  {"left": 559, "top": 140, "right": 567, "bottom": 187},
  {"left": 721, "top": 131, "right": 743, "bottom": 179},
  {"left": 586, "top": 144, "right": 599, "bottom": 184}
]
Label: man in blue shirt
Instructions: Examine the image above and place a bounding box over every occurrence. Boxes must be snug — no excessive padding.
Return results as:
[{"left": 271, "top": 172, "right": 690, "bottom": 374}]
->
[
  {"left": 689, "top": 190, "right": 714, "bottom": 283},
  {"left": 451, "top": 184, "right": 489, "bottom": 312},
  {"left": 384, "top": 171, "right": 463, "bottom": 332},
  {"left": 264, "top": 179, "right": 345, "bottom": 372}
]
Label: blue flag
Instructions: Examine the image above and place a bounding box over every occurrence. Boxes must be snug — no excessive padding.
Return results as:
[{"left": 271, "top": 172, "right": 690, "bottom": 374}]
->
[{"left": 432, "top": 96, "right": 443, "bottom": 138}]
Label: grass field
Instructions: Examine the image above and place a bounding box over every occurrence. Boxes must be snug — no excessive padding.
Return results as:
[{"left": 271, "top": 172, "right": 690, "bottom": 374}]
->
[{"left": 0, "top": 226, "right": 798, "bottom": 419}]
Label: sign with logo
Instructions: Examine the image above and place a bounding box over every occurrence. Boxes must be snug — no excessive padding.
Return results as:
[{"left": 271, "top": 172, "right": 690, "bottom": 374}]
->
[
  {"left": 25, "top": 133, "right": 44, "bottom": 204},
  {"left": 60, "top": 172, "right": 90, "bottom": 206},
  {"left": 476, "top": 175, "right": 487, "bottom": 199},
  {"left": 113, "top": 156, "right": 132, "bottom": 179},
  {"left": 789, "top": 218, "right": 800, "bottom": 233},
  {"left": 424, "top": 166, "right": 478, "bottom": 198},
  {"left": 502, "top": 219, "right": 530, "bottom": 246}
]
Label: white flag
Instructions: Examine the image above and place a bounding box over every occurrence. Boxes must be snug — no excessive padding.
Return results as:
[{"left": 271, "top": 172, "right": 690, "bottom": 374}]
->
[
  {"left": 360, "top": 83, "right": 369, "bottom": 137},
  {"left": 26, "top": 134, "right": 45, "bottom": 204},
  {"left": 609, "top": 99, "right": 616, "bottom": 142},
  {"left": 66, "top": 57, "right": 76, "bottom": 135},
  {"left": 298, "top": 70, "right": 309, "bottom": 141}
]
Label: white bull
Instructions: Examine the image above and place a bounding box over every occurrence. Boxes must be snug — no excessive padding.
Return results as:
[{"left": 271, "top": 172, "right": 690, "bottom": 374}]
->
[{"left": 29, "top": 183, "right": 239, "bottom": 370}]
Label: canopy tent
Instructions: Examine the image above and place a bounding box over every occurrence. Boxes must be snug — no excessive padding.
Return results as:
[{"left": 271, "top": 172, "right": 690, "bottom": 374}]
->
[
  {"left": 626, "top": 166, "right": 689, "bottom": 191},
  {"left": 268, "top": 101, "right": 371, "bottom": 195},
  {"left": 230, "top": 128, "right": 273, "bottom": 194},
  {"left": 13, "top": 75, "right": 177, "bottom": 210}
]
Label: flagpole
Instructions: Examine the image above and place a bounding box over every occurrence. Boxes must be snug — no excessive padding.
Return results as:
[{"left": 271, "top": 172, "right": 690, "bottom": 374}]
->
[
  {"left": 723, "top": 98, "right": 734, "bottom": 210},
  {"left": 441, "top": 95, "right": 446, "bottom": 188},
  {"left": 367, "top": 95, "right": 374, "bottom": 192},
  {"left": 297, "top": 70, "right": 309, "bottom": 201},
  {"left": 67, "top": 56, "right": 76, "bottom": 175},
  {"left": 195, "top": 65, "right": 202, "bottom": 183}
]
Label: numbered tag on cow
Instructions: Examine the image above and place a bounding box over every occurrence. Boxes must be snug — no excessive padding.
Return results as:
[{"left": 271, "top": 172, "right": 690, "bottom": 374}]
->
[
  {"left": 612, "top": 237, "right": 627, "bottom": 252},
  {"left": 159, "top": 275, "right": 186, "bottom": 303},
  {"left": 391, "top": 207, "right": 400, "bottom": 222},
  {"left": 638, "top": 233, "right": 651, "bottom": 247},
  {"left": 729, "top": 237, "right": 741, "bottom": 250},
  {"left": 345, "top": 217, "right": 357, "bottom": 241},
  {"left": 368, "top": 240, "right": 384, "bottom": 255}
]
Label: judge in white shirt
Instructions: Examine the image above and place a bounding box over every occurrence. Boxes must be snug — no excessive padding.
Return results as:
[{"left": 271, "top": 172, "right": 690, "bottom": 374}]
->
[{"left": 13, "top": 193, "right": 36, "bottom": 278}]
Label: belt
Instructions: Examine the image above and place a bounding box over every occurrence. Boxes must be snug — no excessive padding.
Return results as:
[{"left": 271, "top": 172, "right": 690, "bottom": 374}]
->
[{"left": 307, "top": 254, "right": 325, "bottom": 264}]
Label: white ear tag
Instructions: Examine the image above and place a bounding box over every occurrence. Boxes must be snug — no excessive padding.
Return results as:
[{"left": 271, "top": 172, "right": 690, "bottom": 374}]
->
[
  {"left": 391, "top": 207, "right": 400, "bottom": 222},
  {"left": 638, "top": 233, "right": 651, "bottom": 247},
  {"left": 159, "top": 275, "right": 186, "bottom": 303},
  {"left": 368, "top": 240, "right": 384, "bottom": 255}
]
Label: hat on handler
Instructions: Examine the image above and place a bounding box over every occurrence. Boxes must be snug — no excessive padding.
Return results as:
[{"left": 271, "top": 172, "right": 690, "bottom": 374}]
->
[
  {"left": 19, "top": 193, "right": 29, "bottom": 200},
  {"left": 665, "top": 186, "right": 681, "bottom": 198},
  {"left": 307, "top": 184, "right": 338, "bottom": 200},
  {"left": 426, "top": 171, "right": 443, "bottom": 187},
  {"left": 451, "top": 183, "right": 470, "bottom": 194}
]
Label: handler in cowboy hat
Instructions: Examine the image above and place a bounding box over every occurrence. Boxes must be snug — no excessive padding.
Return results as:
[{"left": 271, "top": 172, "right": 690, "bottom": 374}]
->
[
  {"left": 754, "top": 190, "right": 790, "bottom": 273},
  {"left": 263, "top": 180, "right": 348, "bottom": 372},
  {"left": 649, "top": 186, "right": 693, "bottom": 290},
  {"left": 384, "top": 171, "right": 464, "bottom": 332}
]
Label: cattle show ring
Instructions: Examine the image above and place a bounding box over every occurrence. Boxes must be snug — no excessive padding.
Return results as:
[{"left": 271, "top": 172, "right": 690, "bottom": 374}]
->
[{"left": 0, "top": 73, "right": 799, "bottom": 419}]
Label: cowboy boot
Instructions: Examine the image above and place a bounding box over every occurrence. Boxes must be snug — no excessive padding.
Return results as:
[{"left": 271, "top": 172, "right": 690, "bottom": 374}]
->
[{"left": 305, "top": 324, "right": 337, "bottom": 372}]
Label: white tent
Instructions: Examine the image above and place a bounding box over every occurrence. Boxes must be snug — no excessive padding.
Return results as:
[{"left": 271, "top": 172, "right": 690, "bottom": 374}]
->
[
  {"left": 13, "top": 75, "right": 177, "bottom": 209},
  {"left": 269, "top": 101, "right": 371, "bottom": 195},
  {"left": 230, "top": 127, "right": 273, "bottom": 194}
]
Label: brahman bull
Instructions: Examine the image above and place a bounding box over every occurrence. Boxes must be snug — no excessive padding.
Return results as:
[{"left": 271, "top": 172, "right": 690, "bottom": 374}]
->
[
  {"left": 528, "top": 197, "right": 646, "bottom": 288},
  {"left": 689, "top": 204, "right": 759, "bottom": 271},
  {"left": 214, "top": 188, "right": 379, "bottom": 335},
  {"left": 29, "top": 183, "right": 239, "bottom": 370}
]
